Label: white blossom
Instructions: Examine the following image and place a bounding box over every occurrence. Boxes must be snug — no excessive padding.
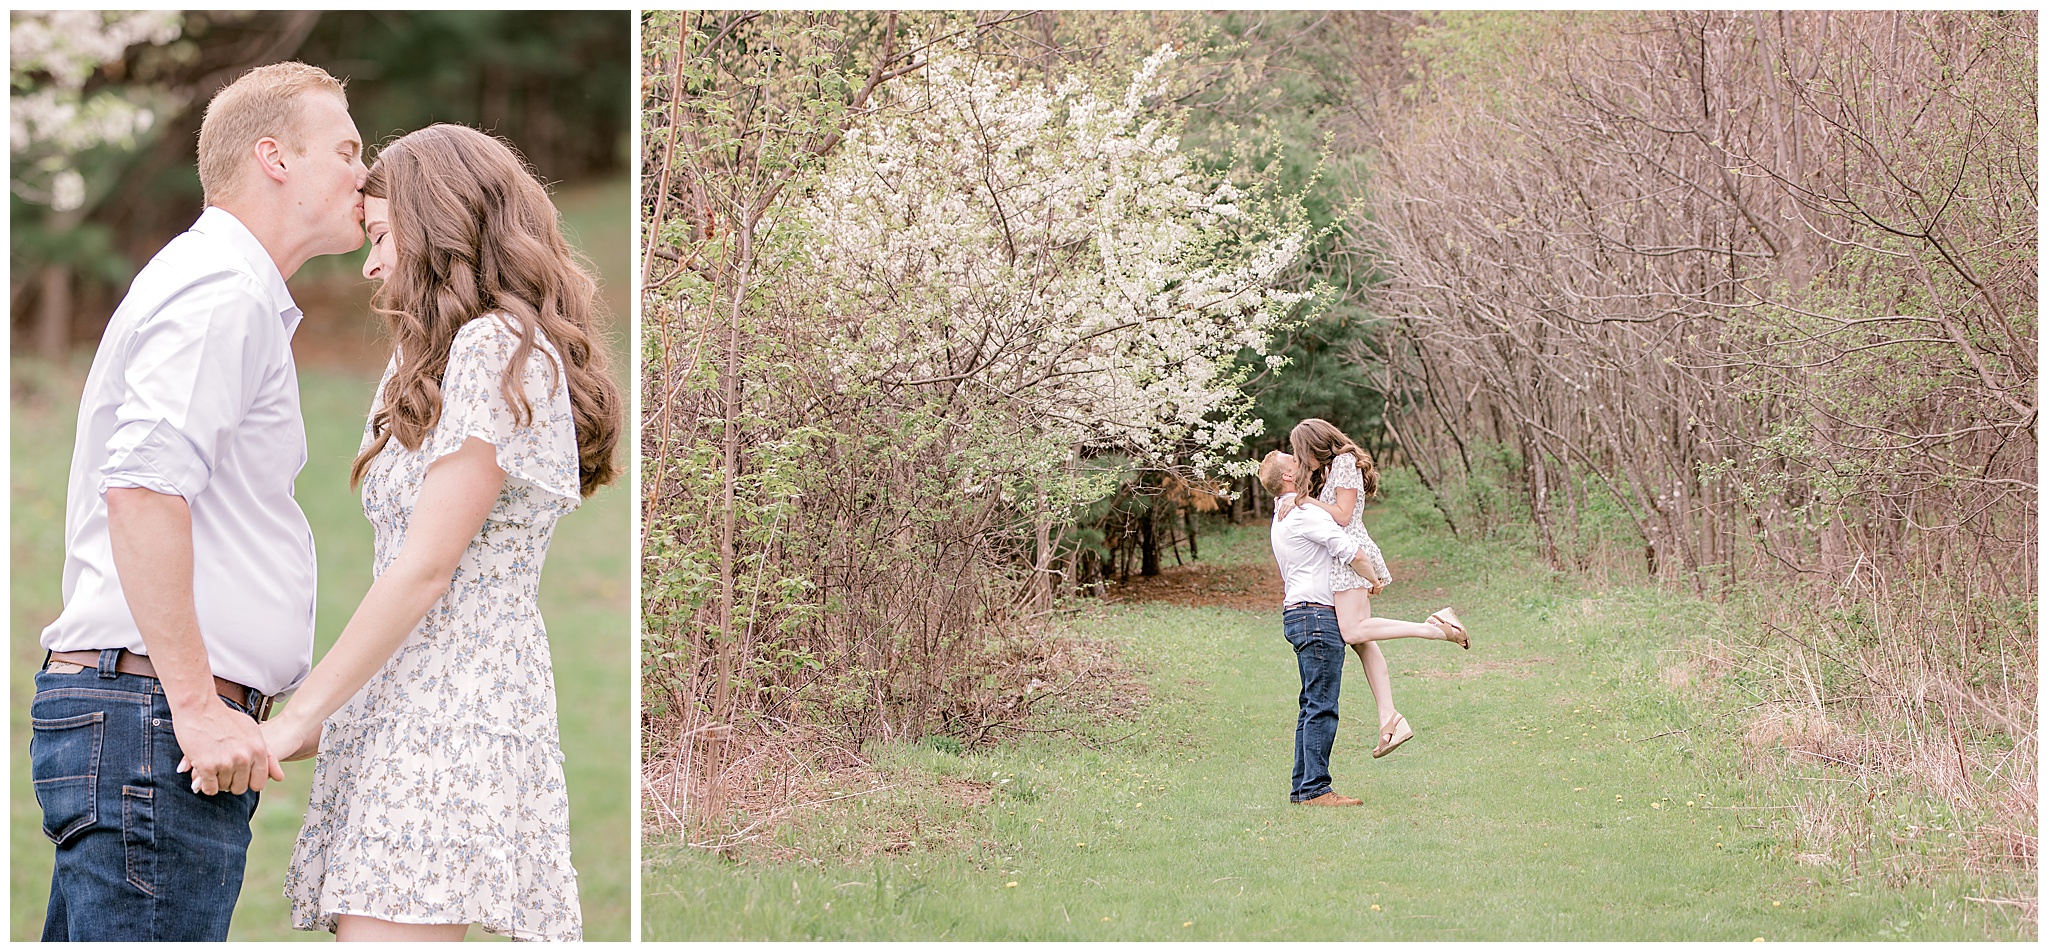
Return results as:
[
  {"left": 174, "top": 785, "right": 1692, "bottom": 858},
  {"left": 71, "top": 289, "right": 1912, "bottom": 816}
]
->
[
  {"left": 10, "top": 11, "right": 183, "bottom": 207},
  {"left": 767, "top": 43, "right": 1312, "bottom": 505}
]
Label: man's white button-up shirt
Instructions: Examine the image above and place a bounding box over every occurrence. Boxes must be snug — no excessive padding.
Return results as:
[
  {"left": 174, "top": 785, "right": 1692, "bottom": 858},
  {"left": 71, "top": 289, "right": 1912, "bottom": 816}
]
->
[
  {"left": 42, "top": 207, "right": 317, "bottom": 696},
  {"left": 1270, "top": 493, "right": 1361, "bottom": 608}
]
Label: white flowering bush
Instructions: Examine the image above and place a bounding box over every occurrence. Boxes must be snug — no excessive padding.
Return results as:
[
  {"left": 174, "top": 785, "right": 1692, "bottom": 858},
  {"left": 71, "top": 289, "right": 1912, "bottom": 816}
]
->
[
  {"left": 769, "top": 43, "right": 1314, "bottom": 506},
  {"left": 10, "top": 11, "right": 183, "bottom": 210}
]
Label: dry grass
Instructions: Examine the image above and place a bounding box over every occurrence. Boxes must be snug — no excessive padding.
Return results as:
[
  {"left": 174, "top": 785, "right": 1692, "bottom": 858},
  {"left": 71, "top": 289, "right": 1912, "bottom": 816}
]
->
[
  {"left": 1673, "top": 572, "right": 2036, "bottom": 916},
  {"left": 642, "top": 622, "right": 1145, "bottom": 863}
]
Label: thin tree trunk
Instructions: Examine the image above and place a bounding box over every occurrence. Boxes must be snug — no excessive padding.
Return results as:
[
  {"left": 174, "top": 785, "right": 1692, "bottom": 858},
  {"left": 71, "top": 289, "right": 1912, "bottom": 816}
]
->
[{"left": 35, "top": 264, "right": 71, "bottom": 363}]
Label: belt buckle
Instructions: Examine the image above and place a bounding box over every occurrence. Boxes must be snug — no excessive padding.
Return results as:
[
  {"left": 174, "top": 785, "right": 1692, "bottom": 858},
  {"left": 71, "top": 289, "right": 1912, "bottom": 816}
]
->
[{"left": 250, "top": 693, "right": 275, "bottom": 723}]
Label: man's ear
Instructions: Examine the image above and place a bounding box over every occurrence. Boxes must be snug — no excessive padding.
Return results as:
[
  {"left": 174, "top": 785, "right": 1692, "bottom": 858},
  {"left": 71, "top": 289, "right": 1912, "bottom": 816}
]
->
[{"left": 253, "top": 136, "right": 289, "bottom": 185}]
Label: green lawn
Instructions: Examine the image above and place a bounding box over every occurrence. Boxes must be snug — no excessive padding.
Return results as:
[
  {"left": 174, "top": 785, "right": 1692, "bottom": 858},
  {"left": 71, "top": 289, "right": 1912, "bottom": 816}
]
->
[
  {"left": 643, "top": 502, "right": 2028, "bottom": 940},
  {"left": 12, "top": 177, "right": 631, "bottom": 941}
]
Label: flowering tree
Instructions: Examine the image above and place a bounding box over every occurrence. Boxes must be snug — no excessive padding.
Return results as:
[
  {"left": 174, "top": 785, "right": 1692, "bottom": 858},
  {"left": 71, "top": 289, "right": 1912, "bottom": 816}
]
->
[
  {"left": 10, "top": 10, "right": 182, "bottom": 360},
  {"left": 763, "top": 42, "right": 1317, "bottom": 615},
  {"left": 10, "top": 10, "right": 182, "bottom": 210},
  {"left": 780, "top": 44, "right": 1312, "bottom": 496}
]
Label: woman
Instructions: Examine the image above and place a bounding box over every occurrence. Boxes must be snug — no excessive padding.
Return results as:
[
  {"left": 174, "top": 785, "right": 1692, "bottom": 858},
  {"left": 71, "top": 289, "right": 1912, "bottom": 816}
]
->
[
  {"left": 1285, "top": 418, "right": 1466, "bottom": 758},
  {"left": 261, "top": 124, "right": 621, "bottom": 942}
]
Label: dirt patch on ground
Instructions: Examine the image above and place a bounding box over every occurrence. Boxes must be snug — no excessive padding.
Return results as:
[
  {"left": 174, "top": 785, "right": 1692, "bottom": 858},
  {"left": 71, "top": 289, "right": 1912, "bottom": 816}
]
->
[
  {"left": 1105, "top": 552, "right": 1438, "bottom": 611},
  {"left": 1104, "top": 559, "right": 1282, "bottom": 611}
]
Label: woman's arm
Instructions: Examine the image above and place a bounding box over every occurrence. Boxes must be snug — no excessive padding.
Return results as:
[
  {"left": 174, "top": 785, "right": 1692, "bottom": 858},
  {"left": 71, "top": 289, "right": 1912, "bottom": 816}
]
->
[
  {"left": 1324, "top": 487, "right": 1358, "bottom": 527},
  {"left": 261, "top": 437, "right": 504, "bottom": 761},
  {"left": 1294, "top": 492, "right": 1352, "bottom": 524}
]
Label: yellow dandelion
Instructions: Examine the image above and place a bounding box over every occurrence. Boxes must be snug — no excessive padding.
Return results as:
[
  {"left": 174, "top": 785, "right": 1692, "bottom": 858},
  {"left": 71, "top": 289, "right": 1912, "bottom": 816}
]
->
[
  {"left": 1183, "top": 921, "right": 1194, "bottom": 928},
  {"left": 1370, "top": 904, "right": 1382, "bottom": 912},
  {"left": 1101, "top": 917, "right": 1111, "bottom": 922},
  {"left": 1772, "top": 901, "right": 1781, "bottom": 907},
  {"left": 1077, "top": 842, "right": 1086, "bottom": 848},
  {"left": 1005, "top": 882, "right": 1018, "bottom": 888}
]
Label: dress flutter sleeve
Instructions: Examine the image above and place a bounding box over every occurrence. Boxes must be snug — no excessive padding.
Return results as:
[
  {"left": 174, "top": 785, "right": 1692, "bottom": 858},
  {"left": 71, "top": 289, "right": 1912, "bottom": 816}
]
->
[
  {"left": 1322, "top": 452, "right": 1363, "bottom": 503},
  {"left": 425, "top": 316, "right": 581, "bottom": 506}
]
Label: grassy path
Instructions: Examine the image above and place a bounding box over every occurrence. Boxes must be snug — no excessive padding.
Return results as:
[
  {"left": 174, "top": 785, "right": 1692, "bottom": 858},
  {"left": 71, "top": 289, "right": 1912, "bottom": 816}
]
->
[{"left": 644, "top": 509, "right": 2023, "bottom": 940}]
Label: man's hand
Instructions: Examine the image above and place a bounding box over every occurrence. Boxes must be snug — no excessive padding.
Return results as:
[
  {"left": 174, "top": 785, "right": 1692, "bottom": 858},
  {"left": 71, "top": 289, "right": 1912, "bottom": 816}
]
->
[
  {"left": 261, "top": 710, "right": 321, "bottom": 763},
  {"left": 172, "top": 699, "right": 283, "bottom": 795},
  {"left": 1275, "top": 498, "right": 1299, "bottom": 520},
  {"left": 107, "top": 487, "right": 283, "bottom": 795}
]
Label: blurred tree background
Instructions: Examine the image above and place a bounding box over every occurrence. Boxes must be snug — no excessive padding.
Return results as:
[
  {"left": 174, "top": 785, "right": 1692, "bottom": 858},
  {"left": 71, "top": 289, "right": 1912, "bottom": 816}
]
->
[{"left": 10, "top": 10, "right": 632, "bottom": 941}]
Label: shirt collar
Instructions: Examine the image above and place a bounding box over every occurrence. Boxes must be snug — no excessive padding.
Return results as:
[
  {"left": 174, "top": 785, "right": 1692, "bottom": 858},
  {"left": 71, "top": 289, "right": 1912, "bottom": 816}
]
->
[{"left": 191, "top": 206, "right": 303, "bottom": 333}]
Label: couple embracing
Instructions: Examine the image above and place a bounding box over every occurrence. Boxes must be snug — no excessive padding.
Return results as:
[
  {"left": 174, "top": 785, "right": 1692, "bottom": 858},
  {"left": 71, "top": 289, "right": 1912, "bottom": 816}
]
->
[
  {"left": 31, "top": 63, "right": 620, "bottom": 940},
  {"left": 1263, "top": 419, "right": 1468, "bottom": 806}
]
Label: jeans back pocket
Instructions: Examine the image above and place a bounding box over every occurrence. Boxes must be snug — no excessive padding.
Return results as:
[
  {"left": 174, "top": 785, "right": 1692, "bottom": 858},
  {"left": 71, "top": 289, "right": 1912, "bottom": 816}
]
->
[{"left": 31, "top": 711, "right": 104, "bottom": 844}]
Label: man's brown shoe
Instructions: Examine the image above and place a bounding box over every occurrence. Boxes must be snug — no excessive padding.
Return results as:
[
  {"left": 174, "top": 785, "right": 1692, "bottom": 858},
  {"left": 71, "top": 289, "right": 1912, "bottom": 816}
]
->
[{"left": 1293, "top": 791, "right": 1362, "bottom": 807}]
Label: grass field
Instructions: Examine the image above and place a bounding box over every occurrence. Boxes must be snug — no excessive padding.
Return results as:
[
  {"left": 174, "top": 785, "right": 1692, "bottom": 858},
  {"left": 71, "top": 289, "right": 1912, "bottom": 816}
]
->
[
  {"left": 642, "top": 492, "right": 2031, "bottom": 940},
  {"left": 11, "top": 178, "right": 631, "bottom": 941}
]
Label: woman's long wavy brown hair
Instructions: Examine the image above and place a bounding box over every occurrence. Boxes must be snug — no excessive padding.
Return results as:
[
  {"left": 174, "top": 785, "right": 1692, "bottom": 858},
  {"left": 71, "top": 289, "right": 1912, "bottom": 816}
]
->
[
  {"left": 349, "top": 124, "right": 621, "bottom": 496},
  {"left": 1290, "top": 418, "right": 1378, "bottom": 502}
]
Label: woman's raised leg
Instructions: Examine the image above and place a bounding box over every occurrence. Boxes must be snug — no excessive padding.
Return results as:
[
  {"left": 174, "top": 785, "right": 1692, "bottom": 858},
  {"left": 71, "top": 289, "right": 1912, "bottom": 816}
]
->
[{"left": 1337, "top": 613, "right": 1450, "bottom": 643}]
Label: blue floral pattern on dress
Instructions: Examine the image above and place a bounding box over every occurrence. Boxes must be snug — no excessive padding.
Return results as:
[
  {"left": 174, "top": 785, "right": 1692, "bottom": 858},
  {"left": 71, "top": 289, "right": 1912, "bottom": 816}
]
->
[{"left": 285, "top": 316, "right": 582, "bottom": 941}]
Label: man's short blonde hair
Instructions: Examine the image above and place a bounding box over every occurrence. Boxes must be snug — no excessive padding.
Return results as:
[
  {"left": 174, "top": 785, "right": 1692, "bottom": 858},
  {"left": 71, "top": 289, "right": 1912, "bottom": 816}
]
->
[
  {"left": 1258, "top": 450, "right": 1294, "bottom": 497},
  {"left": 197, "top": 62, "right": 347, "bottom": 205}
]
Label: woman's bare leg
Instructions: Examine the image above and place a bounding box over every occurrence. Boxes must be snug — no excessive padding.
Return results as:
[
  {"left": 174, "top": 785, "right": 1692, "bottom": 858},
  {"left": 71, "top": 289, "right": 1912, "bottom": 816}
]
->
[
  {"left": 1353, "top": 641, "right": 1394, "bottom": 724},
  {"left": 335, "top": 916, "right": 468, "bottom": 942},
  {"left": 1335, "top": 588, "right": 1397, "bottom": 730},
  {"left": 1337, "top": 603, "right": 1450, "bottom": 644}
]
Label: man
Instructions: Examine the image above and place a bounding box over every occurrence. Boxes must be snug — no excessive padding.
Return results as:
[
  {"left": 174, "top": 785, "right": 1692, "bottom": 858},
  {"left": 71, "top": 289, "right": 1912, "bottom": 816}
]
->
[
  {"left": 1261, "top": 449, "right": 1383, "bottom": 807},
  {"left": 31, "top": 62, "right": 368, "bottom": 941}
]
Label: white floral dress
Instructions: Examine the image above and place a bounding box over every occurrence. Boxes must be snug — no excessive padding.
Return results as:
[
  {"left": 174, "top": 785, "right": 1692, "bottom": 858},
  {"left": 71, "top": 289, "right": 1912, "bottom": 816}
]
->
[
  {"left": 1321, "top": 452, "right": 1392, "bottom": 592},
  {"left": 286, "top": 316, "right": 582, "bottom": 941}
]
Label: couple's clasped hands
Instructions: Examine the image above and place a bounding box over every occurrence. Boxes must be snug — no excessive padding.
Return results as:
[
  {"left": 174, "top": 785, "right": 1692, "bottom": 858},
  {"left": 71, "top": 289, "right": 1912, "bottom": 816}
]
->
[{"left": 173, "top": 700, "right": 320, "bottom": 796}]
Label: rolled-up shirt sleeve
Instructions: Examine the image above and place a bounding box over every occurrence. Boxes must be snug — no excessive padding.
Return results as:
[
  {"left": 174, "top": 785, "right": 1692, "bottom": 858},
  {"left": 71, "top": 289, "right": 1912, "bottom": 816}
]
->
[{"left": 99, "top": 273, "right": 269, "bottom": 499}]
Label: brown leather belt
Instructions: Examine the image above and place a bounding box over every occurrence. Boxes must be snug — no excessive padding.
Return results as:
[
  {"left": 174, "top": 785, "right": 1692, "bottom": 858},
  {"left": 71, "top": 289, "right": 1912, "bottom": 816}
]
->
[{"left": 45, "top": 649, "right": 273, "bottom": 722}]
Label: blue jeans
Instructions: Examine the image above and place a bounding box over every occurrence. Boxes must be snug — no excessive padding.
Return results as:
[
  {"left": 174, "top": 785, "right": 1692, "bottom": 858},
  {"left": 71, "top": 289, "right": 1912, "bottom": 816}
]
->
[
  {"left": 30, "top": 651, "right": 260, "bottom": 941},
  {"left": 1283, "top": 604, "right": 1345, "bottom": 801}
]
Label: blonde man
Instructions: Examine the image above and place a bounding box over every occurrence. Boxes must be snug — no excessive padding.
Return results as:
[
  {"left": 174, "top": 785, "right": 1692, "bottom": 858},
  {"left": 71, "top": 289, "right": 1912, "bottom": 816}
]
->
[{"left": 33, "top": 61, "right": 367, "bottom": 941}]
